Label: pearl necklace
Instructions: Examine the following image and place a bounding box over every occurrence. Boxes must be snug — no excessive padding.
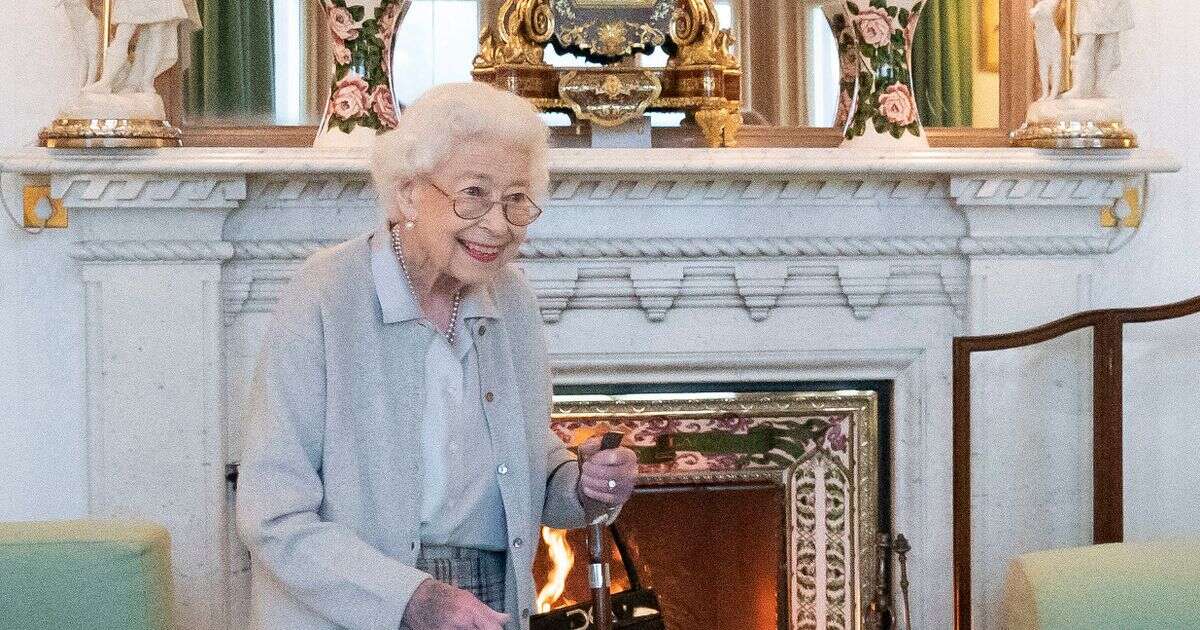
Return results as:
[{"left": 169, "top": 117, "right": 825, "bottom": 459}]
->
[{"left": 390, "top": 223, "right": 463, "bottom": 346}]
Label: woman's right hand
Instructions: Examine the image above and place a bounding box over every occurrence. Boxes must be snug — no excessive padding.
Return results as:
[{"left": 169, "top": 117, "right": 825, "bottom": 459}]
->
[{"left": 401, "top": 578, "right": 511, "bottom": 630}]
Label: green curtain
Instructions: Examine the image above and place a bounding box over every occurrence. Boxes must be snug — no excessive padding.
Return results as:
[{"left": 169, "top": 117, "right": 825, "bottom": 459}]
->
[
  {"left": 911, "top": 0, "right": 974, "bottom": 127},
  {"left": 186, "top": 1, "right": 276, "bottom": 122}
]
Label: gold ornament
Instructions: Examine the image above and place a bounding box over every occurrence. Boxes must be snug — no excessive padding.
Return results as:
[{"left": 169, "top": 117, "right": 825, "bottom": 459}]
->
[
  {"left": 39, "top": 118, "right": 182, "bottom": 149},
  {"left": 473, "top": 0, "right": 742, "bottom": 147},
  {"left": 1010, "top": 118, "right": 1137, "bottom": 149}
]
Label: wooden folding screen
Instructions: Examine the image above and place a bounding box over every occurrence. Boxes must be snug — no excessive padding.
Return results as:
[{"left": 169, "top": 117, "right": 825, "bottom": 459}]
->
[{"left": 952, "top": 294, "right": 1200, "bottom": 629}]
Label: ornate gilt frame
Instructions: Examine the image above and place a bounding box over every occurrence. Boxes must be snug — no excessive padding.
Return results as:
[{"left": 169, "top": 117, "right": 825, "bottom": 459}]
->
[
  {"left": 167, "top": 0, "right": 1033, "bottom": 148},
  {"left": 549, "top": 391, "right": 882, "bottom": 629},
  {"left": 472, "top": 0, "right": 743, "bottom": 147}
]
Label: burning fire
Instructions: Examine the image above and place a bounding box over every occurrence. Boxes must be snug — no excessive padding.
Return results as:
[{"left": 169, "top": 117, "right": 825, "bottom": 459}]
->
[
  {"left": 535, "top": 527, "right": 576, "bottom": 612},
  {"left": 535, "top": 424, "right": 628, "bottom": 613}
]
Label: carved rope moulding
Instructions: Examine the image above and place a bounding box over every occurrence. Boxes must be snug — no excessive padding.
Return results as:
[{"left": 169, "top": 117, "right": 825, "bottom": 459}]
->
[
  {"left": 73, "top": 240, "right": 235, "bottom": 262},
  {"left": 231, "top": 240, "right": 342, "bottom": 260},
  {"left": 521, "top": 236, "right": 962, "bottom": 258},
  {"left": 219, "top": 234, "right": 1129, "bottom": 263},
  {"left": 85, "top": 230, "right": 1127, "bottom": 322}
]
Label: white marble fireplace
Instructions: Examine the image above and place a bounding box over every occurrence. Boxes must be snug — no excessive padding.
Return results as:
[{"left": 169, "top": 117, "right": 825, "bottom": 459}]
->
[{"left": 1, "top": 146, "right": 1178, "bottom": 630}]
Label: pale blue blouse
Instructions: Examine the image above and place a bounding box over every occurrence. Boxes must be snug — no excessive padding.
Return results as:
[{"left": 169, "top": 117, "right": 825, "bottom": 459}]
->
[{"left": 368, "top": 227, "right": 508, "bottom": 550}]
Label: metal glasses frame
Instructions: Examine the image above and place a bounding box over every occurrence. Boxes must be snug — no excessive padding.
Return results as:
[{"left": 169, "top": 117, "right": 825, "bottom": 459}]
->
[{"left": 424, "top": 178, "right": 543, "bottom": 226}]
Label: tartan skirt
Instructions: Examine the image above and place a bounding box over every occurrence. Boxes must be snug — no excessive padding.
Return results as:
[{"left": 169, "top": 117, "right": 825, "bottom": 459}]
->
[{"left": 415, "top": 545, "right": 507, "bottom": 613}]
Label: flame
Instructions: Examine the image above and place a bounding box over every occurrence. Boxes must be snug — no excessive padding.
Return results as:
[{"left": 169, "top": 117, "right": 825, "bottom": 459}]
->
[{"left": 535, "top": 527, "right": 576, "bottom": 613}]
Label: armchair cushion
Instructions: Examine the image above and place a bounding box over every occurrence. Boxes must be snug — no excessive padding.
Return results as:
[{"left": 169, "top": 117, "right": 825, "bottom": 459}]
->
[
  {"left": 1002, "top": 539, "right": 1200, "bottom": 630},
  {"left": 0, "top": 519, "right": 173, "bottom": 630}
]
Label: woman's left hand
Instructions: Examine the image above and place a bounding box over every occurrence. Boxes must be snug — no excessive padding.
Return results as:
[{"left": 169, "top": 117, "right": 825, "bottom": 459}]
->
[{"left": 577, "top": 436, "right": 639, "bottom": 507}]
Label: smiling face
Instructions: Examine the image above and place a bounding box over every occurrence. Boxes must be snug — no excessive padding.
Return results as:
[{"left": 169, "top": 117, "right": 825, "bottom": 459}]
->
[{"left": 390, "top": 135, "right": 535, "bottom": 288}]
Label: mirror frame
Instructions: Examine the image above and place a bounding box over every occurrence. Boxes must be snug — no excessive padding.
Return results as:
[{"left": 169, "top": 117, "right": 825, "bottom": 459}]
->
[{"left": 164, "top": 0, "right": 1035, "bottom": 148}]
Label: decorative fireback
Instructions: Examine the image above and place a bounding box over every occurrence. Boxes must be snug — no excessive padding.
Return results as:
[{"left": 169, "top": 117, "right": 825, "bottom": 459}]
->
[{"left": 549, "top": 390, "right": 883, "bottom": 630}]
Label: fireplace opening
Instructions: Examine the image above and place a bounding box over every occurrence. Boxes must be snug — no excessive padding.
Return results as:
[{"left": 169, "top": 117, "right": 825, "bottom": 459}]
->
[
  {"left": 534, "top": 484, "right": 785, "bottom": 629},
  {"left": 534, "top": 381, "right": 893, "bottom": 630}
]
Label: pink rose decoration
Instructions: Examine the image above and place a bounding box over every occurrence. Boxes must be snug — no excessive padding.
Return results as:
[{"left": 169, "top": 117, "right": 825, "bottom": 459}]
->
[
  {"left": 854, "top": 6, "right": 894, "bottom": 47},
  {"left": 328, "top": 7, "right": 360, "bottom": 41},
  {"left": 839, "top": 50, "right": 858, "bottom": 83},
  {"left": 835, "top": 91, "right": 853, "bottom": 128},
  {"left": 371, "top": 85, "right": 399, "bottom": 128},
  {"left": 331, "top": 72, "right": 370, "bottom": 120},
  {"left": 903, "top": 11, "right": 921, "bottom": 71},
  {"left": 333, "top": 40, "right": 351, "bottom": 65},
  {"left": 904, "top": 11, "right": 921, "bottom": 44},
  {"left": 378, "top": 3, "right": 401, "bottom": 40},
  {"left": 380, "top": 30, "right": 395, "bottom": 73},
  {"left": 376, "top": 3, "right": 403, "bottom": 75},
  {"left": 878, "top": 83, "right": 917, "bottom": 126}
]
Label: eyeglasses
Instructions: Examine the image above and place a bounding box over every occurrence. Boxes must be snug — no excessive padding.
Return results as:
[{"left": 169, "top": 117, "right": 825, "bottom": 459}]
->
[{"left": 425, "top": 179, "right": 543, "bottom": 227}]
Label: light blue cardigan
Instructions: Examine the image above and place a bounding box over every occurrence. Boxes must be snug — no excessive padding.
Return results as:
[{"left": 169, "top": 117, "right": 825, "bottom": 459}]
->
[{"left": 236, "top": 225, "right": 589, "bottom": 630}]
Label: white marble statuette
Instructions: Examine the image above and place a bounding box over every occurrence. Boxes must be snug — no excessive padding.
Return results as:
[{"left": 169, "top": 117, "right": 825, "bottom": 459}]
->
[
  {"left": 59, "top": 0, "right": 201, "bottom": 121},
  {"left": 1017, "top": 0, "right": 1137, "bottom": 147}
]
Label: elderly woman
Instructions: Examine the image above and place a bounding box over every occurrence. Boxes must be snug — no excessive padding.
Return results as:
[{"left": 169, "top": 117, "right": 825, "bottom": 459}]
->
[{"left": 236, "top": 82, "right": 639, "bottom": 630}]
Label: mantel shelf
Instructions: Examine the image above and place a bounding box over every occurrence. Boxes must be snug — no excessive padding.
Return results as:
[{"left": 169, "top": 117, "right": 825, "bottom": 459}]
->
[{"left": 0, "top": 146, "right": 1181, "bottom": 178}]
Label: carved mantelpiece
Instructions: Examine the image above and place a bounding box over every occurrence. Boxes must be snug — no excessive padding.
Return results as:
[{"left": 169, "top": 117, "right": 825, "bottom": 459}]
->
[
  {"left": 9, "top": 147, "right": 1175, "bottom": 324},
  {"left": 0, "top": 146, "right": 1179, "bottom": 630}
]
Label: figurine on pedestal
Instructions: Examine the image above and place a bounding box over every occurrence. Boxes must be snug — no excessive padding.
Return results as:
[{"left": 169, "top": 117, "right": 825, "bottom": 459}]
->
[
  {"left": 40, "top": 0, "right": 201, "bottom": 148},
  {"left": 1030, "top": 0, "right": 1062, "bottom": 101},
  {"left": 84, "top": 0, "right": 201, "bottom": 97},
  {"left": 1012, "top": 0, "right": 1137, "bottom": 148},
  {"left": 60, "top": 0, "right": 101, "bottom": 88},
  {"left": 1061, "top": 0, "right": 1133, "bottom": 100}
]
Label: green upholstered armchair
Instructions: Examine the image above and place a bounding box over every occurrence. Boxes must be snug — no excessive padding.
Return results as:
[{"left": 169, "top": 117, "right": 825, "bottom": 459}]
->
[
  {"left": 0, "top": 519, "right": 174, "bottom": 630},
  {"left": 953, "top": 295, "right": 1200, "bottom": 629},
  {"left": 1001, "top": 539, "right": 1200, "bottom": 630}
]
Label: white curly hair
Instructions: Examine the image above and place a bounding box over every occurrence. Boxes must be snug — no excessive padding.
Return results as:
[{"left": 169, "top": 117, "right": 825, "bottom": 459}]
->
[{"left": 370, "top": 82, "right": 551, "bottom": 222}]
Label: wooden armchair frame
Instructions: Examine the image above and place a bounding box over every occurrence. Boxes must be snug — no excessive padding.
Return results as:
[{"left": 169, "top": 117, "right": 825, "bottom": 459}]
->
[{"left": 951, "top": 294, "right": 1200, "bottom": 629}]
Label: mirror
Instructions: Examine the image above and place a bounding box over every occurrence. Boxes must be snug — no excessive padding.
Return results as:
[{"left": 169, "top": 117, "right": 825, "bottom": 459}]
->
[{"left": 180, "top": 0, "right": 1001, "bottom": 132}]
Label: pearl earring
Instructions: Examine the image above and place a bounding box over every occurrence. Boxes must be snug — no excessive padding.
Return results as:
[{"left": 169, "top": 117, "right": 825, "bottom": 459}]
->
[{"left": 404, "top": 219, "right": 415, "bottom": 230}]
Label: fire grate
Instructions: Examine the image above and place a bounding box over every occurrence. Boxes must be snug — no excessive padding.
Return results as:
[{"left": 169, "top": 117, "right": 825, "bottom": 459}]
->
[{"left": 531, "top": 525, "right": 664, "bottom": 630}]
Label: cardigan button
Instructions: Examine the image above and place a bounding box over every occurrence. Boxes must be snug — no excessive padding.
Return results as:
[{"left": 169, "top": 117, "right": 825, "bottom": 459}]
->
[
  {"left": 497, "top": 464, "right": 508, "bottom": 475},
  {"left": 512, "top": 537, "right": 523, "bottom": 549},
  {"left": 478, "top": 325, "right": 487, "bottom": 336},
  {"left": 485, "top": 391, "right": 495, "bottom": 403},
  {"left": 522, "top": 608, "right": 530, "bottom": 619}
]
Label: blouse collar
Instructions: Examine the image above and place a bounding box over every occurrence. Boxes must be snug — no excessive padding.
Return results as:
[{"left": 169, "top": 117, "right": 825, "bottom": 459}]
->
[{"left": 369, "top": 222, "right": 500, "bottom": 324}]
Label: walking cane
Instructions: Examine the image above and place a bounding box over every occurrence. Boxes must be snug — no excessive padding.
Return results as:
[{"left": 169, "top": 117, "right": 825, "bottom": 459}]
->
[{"left": 586, "top": 431, "right": 625, "bottom": 630}]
